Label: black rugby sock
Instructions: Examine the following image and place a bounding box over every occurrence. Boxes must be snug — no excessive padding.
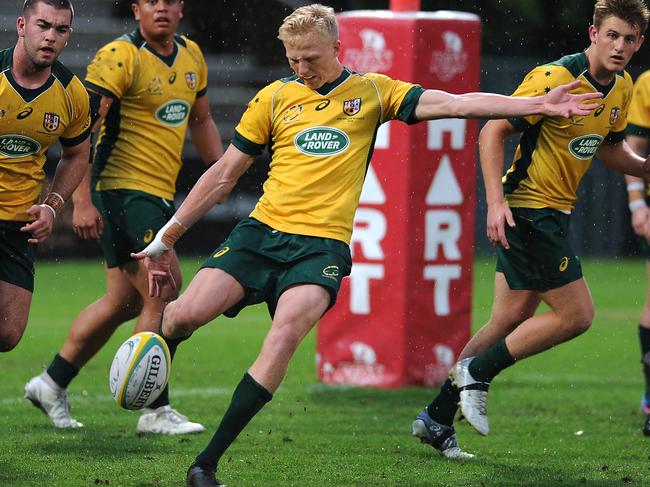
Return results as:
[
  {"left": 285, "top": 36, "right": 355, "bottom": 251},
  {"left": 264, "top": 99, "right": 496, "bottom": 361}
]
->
[
  {"left": 426, "top": 378, "right": 459, "bottom": 426},
  {"left": 46, "top": 353, "right": 79, "bottom": 389},
  {"left": 468, "top": 338, "right": 515, "bottom": 383},
  {"left": 640, "top": 325, "right": 650, "bottom": 393},
  {"left": 194, "top": 372, "right": 272, "bottom": 469}
]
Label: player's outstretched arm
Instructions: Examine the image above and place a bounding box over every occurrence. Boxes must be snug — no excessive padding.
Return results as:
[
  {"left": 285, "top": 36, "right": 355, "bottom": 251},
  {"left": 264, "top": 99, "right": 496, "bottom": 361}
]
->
[
  {"left": 188, "top": 95, "right": 224, "bottom": 165},
  {"left": 414, "top": 80, "right": 602, "bottom": 121},
  {"left": 20, "top": 138, "right": 91, "bottom": 244},
  {"left": 596, "top": 139, "right": 649, "bottom": 178},
  {"left": 132, "top": 145, "right": 254, "bottom": 296},
  {"left": 479, "top": 119, "right": 518, "bottom": 249}
]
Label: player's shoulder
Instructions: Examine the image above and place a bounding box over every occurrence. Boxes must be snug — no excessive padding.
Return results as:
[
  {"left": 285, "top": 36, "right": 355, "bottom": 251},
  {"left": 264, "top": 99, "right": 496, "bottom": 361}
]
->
[
  {"left": 175, "top": 34, "right": 201, "bottom": 53},
  {"left": 51, "top": 59, "right": 81, "bottom": 90},
  {"left": 0, "top": 48, "right": 11, "bottom": 71},
  {"left": 633, "top": 69, "right": 650, "bottom": 86},
  {"left": 537, "top": 52, "right": 589, "bottom": 82},
  {"left": 98, "top": 31, "right": 143, "bottom": 55}
]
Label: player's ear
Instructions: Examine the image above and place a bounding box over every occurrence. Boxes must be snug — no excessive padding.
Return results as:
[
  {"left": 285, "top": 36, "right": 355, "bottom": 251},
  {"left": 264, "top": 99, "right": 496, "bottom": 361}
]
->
[
  {"left": 16, "top": 16, "right": 26, "bottom": 37},
  {"left": 588, "top": 24, "right": 598, "bottom": 44},
  {"left": 131, "top": 1, "right": 140, "bottom": 22}
]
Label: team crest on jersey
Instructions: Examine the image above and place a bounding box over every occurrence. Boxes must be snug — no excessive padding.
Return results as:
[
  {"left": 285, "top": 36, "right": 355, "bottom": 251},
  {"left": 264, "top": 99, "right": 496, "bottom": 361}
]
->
[
  {"left": 283, "top": 104, "right": 303, "bottom": 123},
  {"left": 43, "top": 112, "right": 60, "bottom": 132},
  {"left": 343, "top": 98, "right": 362, "bottom": 116},
  {"left": 147, "top": 77, "right": 163, "bottom": 95},
  {"left": 185, "top": 72, "right": 197, "bottom": 89},
  {"left": 609, "top": 107, "right": 621, "bottom": 126}
]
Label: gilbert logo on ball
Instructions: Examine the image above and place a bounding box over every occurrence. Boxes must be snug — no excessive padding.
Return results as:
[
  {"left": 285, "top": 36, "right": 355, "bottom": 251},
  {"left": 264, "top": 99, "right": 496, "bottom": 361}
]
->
[{"left": 109, "top": 332, "right": 171, "bottom": 410}]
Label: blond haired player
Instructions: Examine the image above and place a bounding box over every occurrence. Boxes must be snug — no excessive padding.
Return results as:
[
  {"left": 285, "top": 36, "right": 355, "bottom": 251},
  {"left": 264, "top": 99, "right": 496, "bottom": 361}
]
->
[
  {"left": 133, "top": 4, "right": 605, "bottom": 485},
  {"left": 0, "top": 0, "right": 90, "bottom": 352},
  {"left": 25, "top": 0, "right": 222, "bottom": 435},
  {"left": 416, "top": 0, "right": 650, "bottom": 456}
]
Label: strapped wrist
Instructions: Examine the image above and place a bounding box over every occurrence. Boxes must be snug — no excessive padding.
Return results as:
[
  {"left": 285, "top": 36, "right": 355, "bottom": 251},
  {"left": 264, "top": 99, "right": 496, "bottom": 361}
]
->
[
  {"left": 43, "top": 192, "right": 65, "bottom": 214},
  {"left": 627, "top": 182, "right": 645, "bottom": 193},
  {"left": 40, "top": 203, "right": 56, "bottom": 219},
  {"left": 629, "top": 199, "right": 647, "bottom": 212}
]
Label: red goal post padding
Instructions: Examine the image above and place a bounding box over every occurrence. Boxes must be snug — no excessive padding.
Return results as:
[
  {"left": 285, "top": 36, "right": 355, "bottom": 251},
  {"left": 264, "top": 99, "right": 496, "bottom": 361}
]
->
[{"left": 317, "top": 10, "right": 481, "bottom": 388}]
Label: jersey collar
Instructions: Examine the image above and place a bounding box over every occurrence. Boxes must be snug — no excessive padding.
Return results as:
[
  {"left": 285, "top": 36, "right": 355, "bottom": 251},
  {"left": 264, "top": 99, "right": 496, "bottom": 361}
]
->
[{"left": 3, "top": 48, "right": 55, "bottom": 103}]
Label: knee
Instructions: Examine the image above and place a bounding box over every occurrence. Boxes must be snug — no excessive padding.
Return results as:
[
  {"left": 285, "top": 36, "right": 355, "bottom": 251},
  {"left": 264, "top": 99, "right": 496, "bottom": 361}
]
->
[
  {"left": 0, "top": 328, "right": 23, "bottom": 352},
  {"left": 163, "top": 299, "right": 203, "bottom": 337},
  {"left": 566, "top": 304, "right": 594, "bottom": 337},
  {"left": 265, "top": 324, "right": 303, "bottom": 357}
]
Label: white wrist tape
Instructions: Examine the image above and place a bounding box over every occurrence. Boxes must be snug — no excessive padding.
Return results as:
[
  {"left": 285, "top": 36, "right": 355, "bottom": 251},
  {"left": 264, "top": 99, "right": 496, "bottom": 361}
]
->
[
  {"left": 39, "top": 204, "right": 56, "bottom": 219},
  {"left": 627, "top": 182, "right": 645, "bottom": 192},
  {"left": 141, "top": 216, "right": 186, "bottom": 258},
  {"left": 629, "top": 199, "right": 647, "bottom": 212}
]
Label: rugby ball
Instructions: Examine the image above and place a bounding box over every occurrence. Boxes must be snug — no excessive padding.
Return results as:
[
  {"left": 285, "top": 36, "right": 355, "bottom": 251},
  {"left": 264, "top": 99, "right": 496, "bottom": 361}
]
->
[{"left": 109, "top": 331, "right": 171, "bottom": 410}]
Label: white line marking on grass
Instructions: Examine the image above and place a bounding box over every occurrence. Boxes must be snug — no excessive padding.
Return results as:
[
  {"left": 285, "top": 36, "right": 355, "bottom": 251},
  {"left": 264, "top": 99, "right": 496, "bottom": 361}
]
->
[{"left": 2, "top": 386, "right": 233, "bottom": 406}]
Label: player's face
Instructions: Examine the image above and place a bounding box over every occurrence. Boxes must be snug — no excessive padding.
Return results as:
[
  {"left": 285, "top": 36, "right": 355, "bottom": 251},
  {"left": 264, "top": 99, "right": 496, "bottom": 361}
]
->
[
  {"left": 285, "top": 35, "right": 341, "bottom": 90},
  {"left": 133, "top": 0, "right": 183, "bottom": 41},
  {"left": 17, "top": 2, "right": 72, "bottom": 70},
  {"left": 588, "top": 15, "right": 644, "bottom": 74}
]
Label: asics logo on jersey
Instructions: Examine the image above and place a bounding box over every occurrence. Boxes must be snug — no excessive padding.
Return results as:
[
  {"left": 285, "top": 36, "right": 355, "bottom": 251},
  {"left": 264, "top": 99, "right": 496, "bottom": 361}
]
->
[
  {"left": 0, "top": 135, "right": 41, "bottom": 157},
  {"left": 213, "top": 247, "right": 230, "bottom": 258},
  {"left": 155, "top": 100, "right": 190, "bottom": 126},
  {"left": 315, "top": 100, "right": 331, "bottom": 111},
  {"left": 294, "top": 127, "right": 350, "bottom": 156},
  {"left": 559, "top": 257, "right": 569, "bottom": 272},
  {"left": 568, "top": 134, "right": 603, "bottom": 160},
  {"left": 17, "top": 107, "right": 33, "bottom": 119},
  {"left": 0, "top": 109, "right": 5, "bottom": 120},
  {"left": 594, "top": 104, "right": 606, "bottom": 117},
  {"left": 143, "top": 229, "right": 154, "bottom": 244},
  {"left": 169, "top": 72, "right": 177, "bottom": 84}
]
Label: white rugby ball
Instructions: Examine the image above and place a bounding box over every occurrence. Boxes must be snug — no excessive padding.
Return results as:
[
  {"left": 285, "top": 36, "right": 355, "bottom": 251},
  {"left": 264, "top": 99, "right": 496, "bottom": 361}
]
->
[{"left": 109, "top": 331, "right": 171, "bottom": 410}]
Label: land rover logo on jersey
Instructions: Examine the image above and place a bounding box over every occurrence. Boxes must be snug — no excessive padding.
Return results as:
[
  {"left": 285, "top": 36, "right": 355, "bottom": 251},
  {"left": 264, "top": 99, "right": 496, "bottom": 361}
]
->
[
  {"left": 610, "top": 107, "right": 621, "bottom": 126},
  {"left": 185, "top": 72, "right": 197, "bottom": 89},
  {"left": 155, "top": 100, "right": 190, "bottom": 126},
  {"left": 294, "top": 127, "right": 350, "bottom": 156},
  {"left": 343, "top": 98, "right": 362, "bottom": 116},
  {"left": 43, "top": 112, "right": 60, "bottom": 132},
  {"left": 568, "top": 134, "right": 603, "bottom": 160},
  {"left": 0, "top": 135, "right": 41, "bottom": 157}
]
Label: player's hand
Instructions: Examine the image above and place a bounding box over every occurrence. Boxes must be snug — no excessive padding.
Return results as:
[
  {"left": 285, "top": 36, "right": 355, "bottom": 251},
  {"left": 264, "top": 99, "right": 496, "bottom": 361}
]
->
[
  {"left": 543, "top": 80, "right": 603, "bottom": 118},
  {"left": 20, "top": 204, "right": 55, "bottom": 244},
  {"left": 486, "top": 201, "right": 515, "bottom": 249},
  {"left": 132, "top": 250, "right": 177, "bottom": 298},
  {"left": 631, "top": 204, "right": 650, "bottom": 237},
  {"left": 72, "top": 202, "right": 104, "bottom": 240}
]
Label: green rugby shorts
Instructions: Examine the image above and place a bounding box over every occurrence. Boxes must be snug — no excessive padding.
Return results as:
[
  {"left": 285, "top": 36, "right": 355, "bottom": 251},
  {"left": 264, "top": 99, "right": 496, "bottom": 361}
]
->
[
  {"left": 91, "top": 189, "right": 175, "bottom": 268},
  {"left": 496, "top": 207, "right": 582, "bottom": 291},
  {"left": 201, "top": 217, "right": 352, "bottom": 318},
  {"left": 0, "top": 220, "right": 35, "bottom": 292}
]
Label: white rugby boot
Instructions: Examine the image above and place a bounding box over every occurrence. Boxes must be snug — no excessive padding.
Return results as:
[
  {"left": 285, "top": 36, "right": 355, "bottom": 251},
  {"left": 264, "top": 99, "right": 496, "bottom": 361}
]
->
[
  {"left": 450, "top": 357, "right": 490, "bottom": 436},
  {"left": 24, "top": 373, "right": 83, "bottom": 428},
  {"left": 136, "top": 405, "right": 205, "bottom": 435}
]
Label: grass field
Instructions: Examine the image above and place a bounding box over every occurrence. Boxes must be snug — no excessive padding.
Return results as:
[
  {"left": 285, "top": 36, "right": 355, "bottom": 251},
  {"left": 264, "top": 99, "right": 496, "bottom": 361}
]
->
[{"left": 1, "top": 257, "right": 649, "bottom": 486}]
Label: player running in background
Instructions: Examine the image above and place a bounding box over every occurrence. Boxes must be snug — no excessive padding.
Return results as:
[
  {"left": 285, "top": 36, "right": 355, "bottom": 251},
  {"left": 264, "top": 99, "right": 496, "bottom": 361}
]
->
[
  {"left": 413, "top": 0, "right": 650, "bottom": 456},
  {"left": 25, "top": 0, "right": 223, "bottom": 434},
  {"left": 131, "top": 4, "right": 605, "bottom": 485},
  {"left": 0, "top": 0, "right": 90, "bottom": 352},
  {"left": 621, "top": 69, "right": 650, "bottom": 437}
]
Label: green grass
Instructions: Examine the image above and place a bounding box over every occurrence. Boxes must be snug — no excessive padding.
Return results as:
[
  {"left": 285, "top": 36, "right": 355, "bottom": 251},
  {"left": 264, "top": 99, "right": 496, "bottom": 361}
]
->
[{"left": 1, "top": 258, "right": 649, "bottom": 486}]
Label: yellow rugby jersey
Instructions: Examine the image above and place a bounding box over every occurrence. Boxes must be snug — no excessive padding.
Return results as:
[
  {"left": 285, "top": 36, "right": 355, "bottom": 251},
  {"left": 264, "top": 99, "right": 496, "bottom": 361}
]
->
[
  {"left": 232, "top": 69, "right": 423, "bottom": 244},
  {"left": 627, "top": 70, "right": 650, "bottom": 137},
  {"left": 504, "top": 51, "right": 631, "bottom": 211},
  {"left": 0, "top": 48, "right": 91, "bottom": 221},
  {"left": 86, "top": 30, "right": 208, "bottom": 200}
]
